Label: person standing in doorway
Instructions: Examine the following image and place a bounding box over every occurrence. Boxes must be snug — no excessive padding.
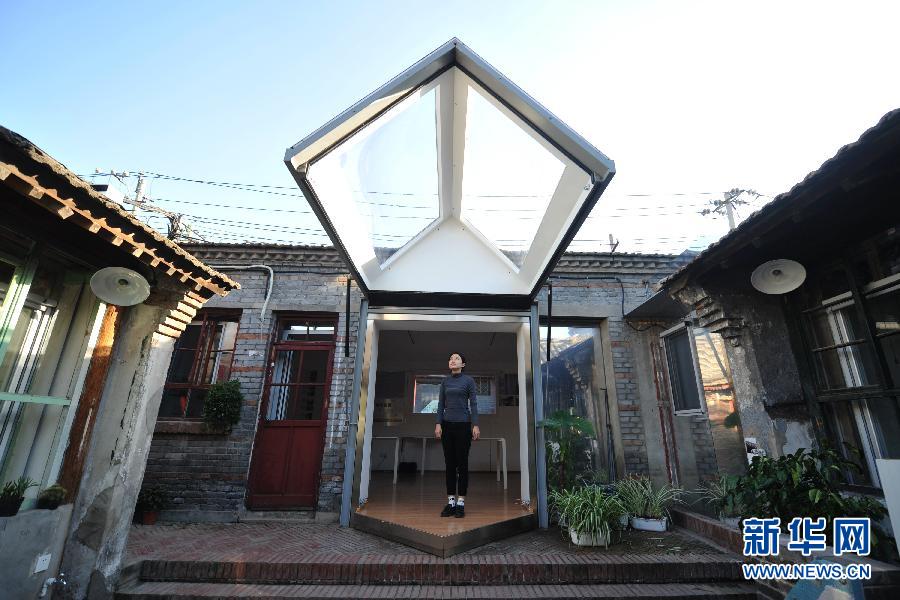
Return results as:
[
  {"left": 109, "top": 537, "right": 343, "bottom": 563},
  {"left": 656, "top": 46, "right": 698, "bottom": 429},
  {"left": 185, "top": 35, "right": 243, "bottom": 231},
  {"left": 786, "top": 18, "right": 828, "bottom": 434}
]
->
[{"left": 435, "top": 352, "right": 480, "bottom": 518}]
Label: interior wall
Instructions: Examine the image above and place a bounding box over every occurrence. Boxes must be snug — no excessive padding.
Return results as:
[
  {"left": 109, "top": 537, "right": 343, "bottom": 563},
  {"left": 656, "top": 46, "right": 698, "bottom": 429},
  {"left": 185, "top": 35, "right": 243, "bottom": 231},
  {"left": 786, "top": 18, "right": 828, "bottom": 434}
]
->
[{"left": 371, "top": 330, "right": 521, "bottom": 472}]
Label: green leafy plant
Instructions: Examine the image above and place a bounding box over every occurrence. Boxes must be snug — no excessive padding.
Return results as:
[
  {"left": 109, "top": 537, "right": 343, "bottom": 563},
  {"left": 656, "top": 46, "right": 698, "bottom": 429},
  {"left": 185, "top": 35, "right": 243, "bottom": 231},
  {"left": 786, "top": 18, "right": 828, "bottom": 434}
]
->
[
  {"left": 202, "top": 380, "right": 243, "bottom": 428},
  {"left": 539, "top": 410, "right": 595, "bottom": 490},
  {"left": 739, "top": 447, "right": 888, "bottom": 545},
  {"left": 1, "top": 476, "right": 38, "bottom": 500},
  {"left": 698, "top": 474, "right": 745, "bottom": 519},
  {"left": 136, "top": 485, "right": 166, "bottom": 512},
  {"left": 614, "top": 475, "right": 682, "bottom": 519},
  {"left": 550, "top": 485, "right": 624, "bottom": 546},
  {"left": 0, "top": 476, "right": 38, "bottom": 517},
  {"left": 36, "top": 484, "right": 68, "bottom": 510}
]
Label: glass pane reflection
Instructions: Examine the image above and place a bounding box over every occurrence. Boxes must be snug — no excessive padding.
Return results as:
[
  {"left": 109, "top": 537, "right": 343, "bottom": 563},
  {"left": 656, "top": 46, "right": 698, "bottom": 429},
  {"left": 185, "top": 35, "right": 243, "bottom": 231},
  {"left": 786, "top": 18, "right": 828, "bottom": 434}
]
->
[
  {"left": 307, "top": 87, "right": 440, "bottom": 265},
  {"left": 461, "top": 85, "right": 568, "bottom": 268}
]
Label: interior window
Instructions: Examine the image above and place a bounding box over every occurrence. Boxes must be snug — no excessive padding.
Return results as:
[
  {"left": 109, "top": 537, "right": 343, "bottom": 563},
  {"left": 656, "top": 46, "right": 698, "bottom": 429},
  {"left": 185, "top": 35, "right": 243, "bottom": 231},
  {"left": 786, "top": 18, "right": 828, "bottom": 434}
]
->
[{"left": 663, "top": 326, "right": 703, "bottom": 413}]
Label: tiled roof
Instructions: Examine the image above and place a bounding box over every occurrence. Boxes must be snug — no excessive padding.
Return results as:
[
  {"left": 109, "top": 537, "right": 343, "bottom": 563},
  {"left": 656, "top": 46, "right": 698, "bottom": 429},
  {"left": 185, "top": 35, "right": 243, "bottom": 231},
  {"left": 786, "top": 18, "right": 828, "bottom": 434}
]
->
[
  {"left": 0, "top": 126, "right": 239, "bottom": 297},
  {"left": 180, "top": 243, "right": 693, "bottom": 274},
  {"left": 662, "top": 108, "right": 900, "bottom": 287}
]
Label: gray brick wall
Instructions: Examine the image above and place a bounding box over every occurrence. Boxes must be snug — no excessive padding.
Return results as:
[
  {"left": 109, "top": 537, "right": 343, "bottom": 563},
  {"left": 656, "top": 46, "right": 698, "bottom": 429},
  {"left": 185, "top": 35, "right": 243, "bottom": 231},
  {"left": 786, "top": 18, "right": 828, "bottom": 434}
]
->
[
  {"left": 142, "top": 246, "right": 691, "bottom": 519},
  {"left": 537, "top": 274, "right": 659, "bottom": 477}
]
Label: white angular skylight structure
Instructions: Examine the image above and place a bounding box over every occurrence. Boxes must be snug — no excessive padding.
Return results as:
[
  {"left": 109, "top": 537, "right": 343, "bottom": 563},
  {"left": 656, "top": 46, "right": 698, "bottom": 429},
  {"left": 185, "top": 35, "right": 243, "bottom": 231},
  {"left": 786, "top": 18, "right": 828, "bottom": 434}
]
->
[{"left": 285, "top": 39, "right": 615, "bottom": 308}]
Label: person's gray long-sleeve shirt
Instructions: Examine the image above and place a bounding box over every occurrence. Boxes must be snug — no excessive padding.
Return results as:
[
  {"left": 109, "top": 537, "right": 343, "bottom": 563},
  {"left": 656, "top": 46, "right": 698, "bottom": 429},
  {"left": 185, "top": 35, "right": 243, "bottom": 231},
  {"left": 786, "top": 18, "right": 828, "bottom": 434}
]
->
[{"left": 436, "top": 373, "right": 478, "bottom": 425}]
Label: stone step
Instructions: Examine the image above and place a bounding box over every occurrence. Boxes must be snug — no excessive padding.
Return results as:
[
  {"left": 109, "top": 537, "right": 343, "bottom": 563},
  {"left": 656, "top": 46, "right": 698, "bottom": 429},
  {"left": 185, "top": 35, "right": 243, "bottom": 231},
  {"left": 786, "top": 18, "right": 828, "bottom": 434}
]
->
[
  {"left": 138, "top": 554, "right": 745, "bottom": 585},
  {"left": 116, "top": 581, "right": 759, "bottom": 599}
]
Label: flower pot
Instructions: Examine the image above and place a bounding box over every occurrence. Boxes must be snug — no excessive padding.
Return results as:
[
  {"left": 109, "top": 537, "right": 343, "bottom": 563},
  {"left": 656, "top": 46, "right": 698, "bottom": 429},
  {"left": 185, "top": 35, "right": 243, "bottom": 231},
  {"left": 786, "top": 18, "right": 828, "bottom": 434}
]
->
[
  {"left": 720, "top": 516, "right": 741, "bottom": 529},
  {"left": 570, "top": 528, "right": 609, "bottom": 547},
  {"left": 631, "top": 516, "right": 667, "bottom": 532},
  {"left": 0, "top": 496, "right": 24, "bottom": 517},
  {"left": 140, "top": 510, "right": 159, "bottom": 525}
]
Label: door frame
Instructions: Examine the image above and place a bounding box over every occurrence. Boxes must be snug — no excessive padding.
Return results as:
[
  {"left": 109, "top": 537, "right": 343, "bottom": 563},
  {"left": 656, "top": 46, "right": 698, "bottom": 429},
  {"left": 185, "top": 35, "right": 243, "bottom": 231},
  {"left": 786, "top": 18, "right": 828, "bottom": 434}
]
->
[
  {"left": 246, "top": 312, "right": 337, "bottom": 510},
  {"left": 340, "top": 307, "right": 545, "bottom": 526}
]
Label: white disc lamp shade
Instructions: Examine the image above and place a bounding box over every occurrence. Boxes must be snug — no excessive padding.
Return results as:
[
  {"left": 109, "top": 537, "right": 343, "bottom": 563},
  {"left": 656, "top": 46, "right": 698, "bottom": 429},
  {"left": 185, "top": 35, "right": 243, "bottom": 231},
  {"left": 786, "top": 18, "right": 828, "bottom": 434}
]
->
[
  {"left": 89, "top": 267, "right": 151, "bottom": 306},
  {"left": 750, "top": 259, "right": 807, "bottom": 295}
]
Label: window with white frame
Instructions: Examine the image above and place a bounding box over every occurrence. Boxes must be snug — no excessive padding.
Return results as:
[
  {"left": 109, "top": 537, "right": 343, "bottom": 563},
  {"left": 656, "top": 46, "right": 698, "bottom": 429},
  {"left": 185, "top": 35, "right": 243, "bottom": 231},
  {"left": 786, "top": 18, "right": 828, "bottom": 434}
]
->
[
  {"left": 661, "top": 323, "right": 705, "bottom": 414},
  {"left": 412, "top": 373, "right": 496, "bottom": 415},
  {"left": 0, "top": 233, "right": 104, "bottom": 497}
]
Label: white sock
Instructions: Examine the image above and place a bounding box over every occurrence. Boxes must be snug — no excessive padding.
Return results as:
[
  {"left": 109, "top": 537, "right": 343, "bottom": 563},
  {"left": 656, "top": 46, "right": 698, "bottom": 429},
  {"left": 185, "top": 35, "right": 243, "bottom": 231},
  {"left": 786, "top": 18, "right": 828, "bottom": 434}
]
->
[
  {"left": 457, "top": 498, "right": 465, "bottom": 506},
  {"left": 448, "top": 496, "right": 456, "bottom": 506}
]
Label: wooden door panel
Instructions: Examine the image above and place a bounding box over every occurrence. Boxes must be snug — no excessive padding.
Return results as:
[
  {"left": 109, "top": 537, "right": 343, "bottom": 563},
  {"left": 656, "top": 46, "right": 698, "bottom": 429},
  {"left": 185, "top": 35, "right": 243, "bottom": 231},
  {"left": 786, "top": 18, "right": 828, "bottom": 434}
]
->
[
  {"left": 247, "top": 344, "right": 334, "bottom": 510},
  {"left": 286, "top": 430, "right": 321, "bottom": 498},
  {"left": 249, "top": 428, "right": 292, "bottom": 495}
]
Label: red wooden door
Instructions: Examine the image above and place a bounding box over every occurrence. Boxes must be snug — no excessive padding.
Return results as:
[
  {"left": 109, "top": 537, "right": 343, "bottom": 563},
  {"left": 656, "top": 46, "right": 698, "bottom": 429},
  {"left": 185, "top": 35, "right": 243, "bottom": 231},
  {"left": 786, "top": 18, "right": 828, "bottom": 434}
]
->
[{"left": 247, "top": 335, "right": 334, "bottom": 509}]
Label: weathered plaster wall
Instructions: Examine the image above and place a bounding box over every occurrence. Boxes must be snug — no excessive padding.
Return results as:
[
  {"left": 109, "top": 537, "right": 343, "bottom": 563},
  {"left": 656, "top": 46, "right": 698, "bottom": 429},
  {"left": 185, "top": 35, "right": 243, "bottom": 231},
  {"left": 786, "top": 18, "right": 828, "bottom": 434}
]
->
[
  {"left": 0, "top": 504, "right": 73, "bottom": 600},
  {"left": 677, "top": 273, "right": 816, "bottom": 459},
  {"left": 60, "top": 303, "right": 174, "bottom": 599}
]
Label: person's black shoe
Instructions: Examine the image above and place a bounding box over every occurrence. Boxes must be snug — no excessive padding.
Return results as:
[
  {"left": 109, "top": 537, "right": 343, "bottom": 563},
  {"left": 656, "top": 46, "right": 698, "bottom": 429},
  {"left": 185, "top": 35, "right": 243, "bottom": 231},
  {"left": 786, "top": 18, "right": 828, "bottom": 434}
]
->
[
  {"left": 441, "top": 503, "right": 455, "bottom": 517},
  {"left": 455, "top": 504, "right": 465, "bottom": 518}
]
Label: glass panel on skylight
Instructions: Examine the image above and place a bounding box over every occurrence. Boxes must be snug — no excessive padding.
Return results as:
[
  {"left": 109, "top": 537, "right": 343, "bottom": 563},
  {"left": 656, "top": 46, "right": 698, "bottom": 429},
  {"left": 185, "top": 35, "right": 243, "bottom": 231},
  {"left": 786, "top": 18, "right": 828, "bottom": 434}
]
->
[
  {"left": 460, "top": 84, "right": 567, "bottom": 268},
  {"left": 307, "top": 87, "right": 440, "bottom": 266}
]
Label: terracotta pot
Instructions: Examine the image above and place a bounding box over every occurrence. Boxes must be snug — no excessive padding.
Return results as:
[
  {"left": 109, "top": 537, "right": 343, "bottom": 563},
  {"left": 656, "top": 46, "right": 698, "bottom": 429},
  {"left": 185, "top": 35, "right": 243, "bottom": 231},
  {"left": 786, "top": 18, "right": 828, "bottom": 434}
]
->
[
  {"left": 141, "top": 510, "right": 159, "bottom": 525},
  {"left": 630, "top": 516, "right": 667, "bottom": 532},
  {"left": 0, "top": 496, "right": 24, "bottom": 517}
]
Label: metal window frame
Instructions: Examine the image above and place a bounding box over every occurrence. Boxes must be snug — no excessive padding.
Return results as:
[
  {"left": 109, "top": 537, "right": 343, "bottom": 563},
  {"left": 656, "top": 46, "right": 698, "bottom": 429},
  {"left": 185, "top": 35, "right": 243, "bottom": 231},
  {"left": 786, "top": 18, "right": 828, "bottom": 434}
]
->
[
  {"left": 659, "top": 322, "right": 707, "bottom": 416},
  {"left": 284, "top": 39, "right": 615, "bottom": 306}
]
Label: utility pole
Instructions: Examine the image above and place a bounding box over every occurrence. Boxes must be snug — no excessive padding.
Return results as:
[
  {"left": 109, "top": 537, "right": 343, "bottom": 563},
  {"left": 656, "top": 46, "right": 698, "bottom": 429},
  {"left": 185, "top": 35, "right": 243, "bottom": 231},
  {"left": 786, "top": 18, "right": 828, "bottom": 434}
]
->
[
  {"left": 701, "top": 188, "right": 761, "bottom": 231},
  {"left": 724, "top": 200, "right": 736, "bottom": 230},
  {"left": 132, "top": 174, "right": 146, "bottom": 214}
]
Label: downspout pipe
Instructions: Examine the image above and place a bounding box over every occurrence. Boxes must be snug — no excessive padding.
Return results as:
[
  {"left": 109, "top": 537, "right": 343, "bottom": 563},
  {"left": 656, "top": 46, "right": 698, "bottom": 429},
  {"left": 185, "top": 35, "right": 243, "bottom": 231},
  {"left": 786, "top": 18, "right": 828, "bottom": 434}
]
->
[{"left": 208, "top": 264, "right": 274, "bottom": 318}]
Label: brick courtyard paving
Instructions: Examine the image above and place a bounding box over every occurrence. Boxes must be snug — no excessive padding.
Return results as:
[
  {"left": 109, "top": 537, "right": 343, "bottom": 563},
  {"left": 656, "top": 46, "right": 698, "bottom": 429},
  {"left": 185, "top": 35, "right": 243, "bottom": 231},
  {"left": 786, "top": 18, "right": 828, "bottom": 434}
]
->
[
  {"left": 120, "top": 523, "right": 755, "bottom": 597},
  {"left": 127, "top": 522, "right": 731, "bottom": 565}
]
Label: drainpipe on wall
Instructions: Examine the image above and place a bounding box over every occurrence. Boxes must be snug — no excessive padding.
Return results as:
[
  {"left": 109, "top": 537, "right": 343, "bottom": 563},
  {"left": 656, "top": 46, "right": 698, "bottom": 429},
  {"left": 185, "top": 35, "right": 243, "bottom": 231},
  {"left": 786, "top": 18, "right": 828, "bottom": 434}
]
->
[{"left": 208, "top": 264, "right": 274, "bottom": 318}]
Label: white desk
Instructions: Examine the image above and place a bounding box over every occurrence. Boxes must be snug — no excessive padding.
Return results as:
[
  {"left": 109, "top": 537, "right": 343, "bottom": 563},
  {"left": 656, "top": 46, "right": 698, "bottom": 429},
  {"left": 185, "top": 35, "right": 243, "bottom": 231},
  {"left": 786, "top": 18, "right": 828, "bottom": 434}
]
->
[
  {"left": 419, "top": 436, "right": 508, "bottom": 490},
  {"left": 374, "top": 435, "right": 508, "bottom": 489}
]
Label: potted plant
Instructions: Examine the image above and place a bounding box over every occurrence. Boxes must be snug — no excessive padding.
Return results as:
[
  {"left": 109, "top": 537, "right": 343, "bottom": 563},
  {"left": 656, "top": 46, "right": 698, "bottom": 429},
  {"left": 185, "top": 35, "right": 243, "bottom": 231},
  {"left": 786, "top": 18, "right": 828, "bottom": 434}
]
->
[
  {"left": 136, "top": 485, "right": 166, "bottom": 525},
  {"left": 698, "top": 475, "right": 744, "bottom": 528},
  {"left": 0, "top": 476, "right": 38, "bottom": 517},
  {"left": 615, "top": 476, "right": 681, "bottom": 532},
  {"left": 36, "top": 483, "right": 68, "bottom": 510},
  {"left": 550, "top": 485, "right": 624, "bottom": 547},
  {"left": 202, "top": 380, "right": 244, "bottom": 430}
]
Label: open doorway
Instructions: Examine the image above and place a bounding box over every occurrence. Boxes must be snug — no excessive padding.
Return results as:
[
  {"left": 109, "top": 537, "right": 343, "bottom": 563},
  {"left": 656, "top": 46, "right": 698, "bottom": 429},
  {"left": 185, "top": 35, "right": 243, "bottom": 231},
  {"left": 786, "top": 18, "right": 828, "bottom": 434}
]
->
[{"left": 349, "top": 312, "right": 538, "bottom": 556}]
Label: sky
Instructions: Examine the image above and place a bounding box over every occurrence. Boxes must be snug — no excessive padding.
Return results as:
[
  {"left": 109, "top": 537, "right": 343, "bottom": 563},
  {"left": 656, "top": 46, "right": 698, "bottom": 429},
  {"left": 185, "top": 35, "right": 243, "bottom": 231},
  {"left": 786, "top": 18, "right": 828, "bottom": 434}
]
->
[{"left": 3, "top": 0, "right": 899, "bottom": 255}]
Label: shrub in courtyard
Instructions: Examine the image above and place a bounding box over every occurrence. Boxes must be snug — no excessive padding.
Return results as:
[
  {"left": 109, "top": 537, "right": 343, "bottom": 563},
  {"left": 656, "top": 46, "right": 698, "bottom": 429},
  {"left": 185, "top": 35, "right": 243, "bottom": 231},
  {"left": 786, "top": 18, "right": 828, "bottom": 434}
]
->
[
  {"left": 550, "top": 484, "right": 624, "bottom": 547},
  {"left": 698, "top": 474, "right": 745, "bottom": 521},
  {"left": 615, "top": 475, "right": 682, "bottom": 531},
  {"left": 740, "top": 448, "right": 888, "bottom": 545},
  {"left": 202, "top": 379, "right": 243, "bottom": 428},
  {"left": 136, "top": 485, "right": 166, "bottom": 525},
  {"left": 36, "top": 483, "right": 68, "bottom": 510},
  {"left": 539, "top": 409, "right": 595, "bottom": 490}
]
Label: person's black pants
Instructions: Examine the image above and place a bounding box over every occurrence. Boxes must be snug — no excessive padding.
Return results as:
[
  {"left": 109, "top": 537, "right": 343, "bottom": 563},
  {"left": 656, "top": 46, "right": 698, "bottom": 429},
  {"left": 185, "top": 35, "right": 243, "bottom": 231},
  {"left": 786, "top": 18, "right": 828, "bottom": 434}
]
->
[{"left": 441, "top": 421, "right": 472, "bottom": 496}]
